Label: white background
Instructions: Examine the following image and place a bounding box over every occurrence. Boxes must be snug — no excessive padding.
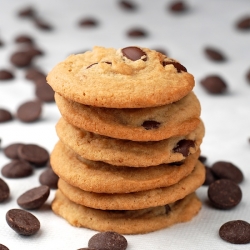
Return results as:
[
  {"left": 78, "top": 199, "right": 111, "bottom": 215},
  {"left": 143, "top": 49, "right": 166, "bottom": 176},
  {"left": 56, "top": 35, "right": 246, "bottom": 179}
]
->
[{"left": 0, "top": 0, "right": 250, "bottom": 249}]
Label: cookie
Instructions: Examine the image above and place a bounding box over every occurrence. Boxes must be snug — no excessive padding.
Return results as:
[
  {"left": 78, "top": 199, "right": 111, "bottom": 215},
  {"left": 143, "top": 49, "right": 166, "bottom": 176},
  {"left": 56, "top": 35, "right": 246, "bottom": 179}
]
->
[
  {"left": 51, "top": 141, "right": 200, "bottom": 193},
  {"left": 51, "top": 191, "right": 201, "bottom": 234},
  {"left": 57, "top": 160, "right": 205, "bottom": 210},
  {"left": 54, "top": 91, "right": 201, "bottom": 141},
  {"left": 47, "top": 46, "right": 195, "bottom": 108},
  {"left": 56, "top": 117, "right": 205, "bottom": 167}
]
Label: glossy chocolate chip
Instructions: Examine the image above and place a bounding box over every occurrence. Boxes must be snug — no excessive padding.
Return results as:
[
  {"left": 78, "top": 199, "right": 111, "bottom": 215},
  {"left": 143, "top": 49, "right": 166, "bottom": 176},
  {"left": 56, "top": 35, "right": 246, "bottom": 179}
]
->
[
  {"left": 10, "top": 51, "right": 33, "bottom": 68},
  {"left": 6, "top": 209, "right": 40, "bottom": 236},
  {"left": 4, "top": 143, "right": 24, "bottom": 159},
  {"left": 219, "top": 220, "right": 250, "bottom": 244},
  {"left": 127, "top": 28, "right": 148, "bottom": 38},
  {"left": 204, "top": 47, "right": 226, "bottom": 62},
  {"left": 200, "top": 75, "right": 227, "bottom": 94},
  {"left": 208, "top": 179, "right": 242, "bottom": 209},
  {"left": 173, "top": 140, "right": 195, "bottom": 157},
  {"left": 17, "top": 185, "right": 50, "bottom": 210},
  {"left": 121, "top": 46, "right": 147, "bottom": 61},
  {"left": 168, "top": 1, "right": 188, "bottom": 12},
  {"left": 119, "top": 0, "right": 137, "bottom": 11},
  {"left": 79, "top": 18, "right": 98, "bottom": 27},
  {"left": 88, "top": 231, "right": 128, "bottom": 250},
  {"left": 0, "top": 244, "right": 9, "bottom": 250},
  {"left": 162, "top": 61, "right": 187, "bottom": 72},
  {"left": 16, "top": 100, "right": 42, "bottom": 123},
  {"left": 142, "top": 120, "right": 161, "bottom": 130},
  {"left": 39, "top": 168, "right": 59, "bottom": 189},
  {"left": 1, "top": 160, "right": 33, "bottom": 178},
  {"left": 0, "top": 178, "right": 10, "bottom": 202},
  {"left": 203, "top": 166, "right": 216, "bottom": 186},
  {"left": 0, "top": 109, "right": 13, "bottom": 123},
  {"left": 0, "top": 70, "right": 14, "bottom": 80},
  {"left": 17, "top": 144, "right": 49, "bottom": 167},
  {"left": 211, "top": 161, "right": 244, "bottom": 184},
  {"left": 35, "top": 83, "right": 55, "bottom": 102},
  {"left": 236, "top": 16, "right": 250, "bottom": 30}
]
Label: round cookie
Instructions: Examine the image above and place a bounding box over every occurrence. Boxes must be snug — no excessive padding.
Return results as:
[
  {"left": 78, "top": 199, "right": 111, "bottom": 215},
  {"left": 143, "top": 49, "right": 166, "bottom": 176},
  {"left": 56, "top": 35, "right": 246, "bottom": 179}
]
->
[
  {"left": 58, "top": 160, "right": 205, "bottom": 210},
  {"left": 47, "top": 46, "right": 195, "bottom": 108},
  {"left": 51, "top": 141, "right": 200, "bottom": 193},
  {"left": 56, "top": 117, "right": 205, "bottom": 167},
  {"left": 52, "top": 191, "right": 201, "bottom": 234},
  {"left": 54, "top": 91, "right": 201, "bottom": 141}
]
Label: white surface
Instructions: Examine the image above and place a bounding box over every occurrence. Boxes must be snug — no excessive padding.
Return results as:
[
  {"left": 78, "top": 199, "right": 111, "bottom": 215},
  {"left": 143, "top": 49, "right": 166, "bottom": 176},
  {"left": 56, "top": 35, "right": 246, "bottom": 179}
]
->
[{"left": 0, "top": 0, "right": 250, "bottom": 249}]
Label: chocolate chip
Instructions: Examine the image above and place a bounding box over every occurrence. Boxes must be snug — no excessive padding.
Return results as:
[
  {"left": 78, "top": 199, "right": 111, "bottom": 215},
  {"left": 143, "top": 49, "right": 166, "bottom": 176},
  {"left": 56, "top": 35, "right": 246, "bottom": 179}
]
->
[
  {"left": 121, "top": 46, "right": 147, "bottom": 61},
  {"left": 1, "top": 160, "right": 33, "bottom": 178},
  {"left": 0, "top": 39, "right": 4, "bottom": 47},
  {"left": 153, "top": 48, "right": 168, "bottom": 56},
  {"left": 33, "top": 18, "right": 53, "bottom": 31},
  {"left": 208, "top": 179, "right": 242, "bottom": 209},
  {"left": 15, "top": 35, "right": 34, "bottom": 44},
  {"left": 142, "top": 120, "right": 161, "bottom": 130},
  {"left": 165, "top": 204, "right": 171, "bottom": 214},
  {"left": 119, "top": 0, "right": 137, "bottom": 11},
  {"left": 162, "top": 61, "right": 187, "bottom": 72},
  {"left": 168, "top": 1, "right": 188, "bottom": 12},
  {"left": 3, "top": 143, "right": 24, "bottom": 159},
  {"left": 0, "top": 70, "right": 14, "bottom": 80},
  {"left": 173, "top": 140, "right": 195, "bottom": 157},
  {"left": 0, "top": 109, "right": 13, "bottom": 123},
  {"left": 235, "top": 16, "right": 250, "bottom": 30},
  {"left": 24, "top": 46, "right": 44, "bottom": 57},
  {"left": 127, "top": 28, "right": 148, "bottom": 38},
  {"left": 16, "top": 100, "right": 42, "bottom": 123},
  {"left": 6, "top": 209, "right": 40, "bottom": 236},
  {"left": 79, "top": 18, "right": 98, "bottom": 27},
  {"left": 17, "top": 185, "right": 50, "bottom": 210},
  {"left": 246, "top": 68, "right": 250, "bottom": 83},
  {"left": 17, "top": 144, "right": 49, "bottom": 167},
  {"left": 211, "top": 161, "right": 244, "bottom": 184},
  {"left": 39, "top": 168, "right": 58, "bottom": 189},
  {"left": 10, "top": 51, "right": 33, "bottom": 68},
  {"left": 203, "top": 166, "right": 216, "bottom": 186},
  {"left": 88, "top": 231, "right": 128, "bottom": 250},
  {"left": 198, "top": 155, "right": 207, "bottom": 163},
  {"left": 204, "top": 47, "right": 226, "bottom": 62},
  {"left": 0, "top": 244, "right": 9, "bottom": 250},
  {"left": 35, "top": 83, "right": 55, "bottom": 103},
  {"left": 18, "top": 6, "right": 36, "bottom": 18},
  {"left": 200, "top": 75, "right": 227, "bottom": 94},
  {"left": 219, "top": 220, "right": 250, "bottom": 244},
  {"left": 0, "top": 178, "right": 10, "bottom": 202},
  {"left": 78, "top": 249, "right": 95, "bottom": 250},
  {"left": 25, "top": 68, "right": 46, "bottom": 81}
]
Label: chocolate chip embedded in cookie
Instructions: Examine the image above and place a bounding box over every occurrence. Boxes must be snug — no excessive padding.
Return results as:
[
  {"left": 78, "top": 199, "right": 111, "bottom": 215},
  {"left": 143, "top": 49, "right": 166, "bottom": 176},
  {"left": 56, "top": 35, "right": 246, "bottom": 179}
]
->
[{"left": 47, "top": 46, "right": 195, "bottom": 108}]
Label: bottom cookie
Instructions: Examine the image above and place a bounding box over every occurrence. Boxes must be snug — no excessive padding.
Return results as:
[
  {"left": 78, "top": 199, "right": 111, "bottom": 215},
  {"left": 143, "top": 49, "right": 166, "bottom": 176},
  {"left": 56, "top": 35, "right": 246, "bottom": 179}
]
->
[{"left": 51, "top": 190, "right": 201, "bottom": 234}]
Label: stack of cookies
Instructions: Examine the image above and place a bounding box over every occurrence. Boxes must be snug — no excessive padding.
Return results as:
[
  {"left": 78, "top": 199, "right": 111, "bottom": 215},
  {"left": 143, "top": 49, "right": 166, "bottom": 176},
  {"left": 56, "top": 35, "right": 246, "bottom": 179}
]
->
[{"left": 47, "top": 46, "right": 205, "bottom": 234}]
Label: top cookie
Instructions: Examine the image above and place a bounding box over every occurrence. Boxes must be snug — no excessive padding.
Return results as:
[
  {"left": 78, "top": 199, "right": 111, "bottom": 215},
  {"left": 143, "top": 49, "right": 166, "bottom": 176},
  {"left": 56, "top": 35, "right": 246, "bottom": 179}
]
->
[{"left": 47, "top": 46, "right": 195, "bottom": 108}]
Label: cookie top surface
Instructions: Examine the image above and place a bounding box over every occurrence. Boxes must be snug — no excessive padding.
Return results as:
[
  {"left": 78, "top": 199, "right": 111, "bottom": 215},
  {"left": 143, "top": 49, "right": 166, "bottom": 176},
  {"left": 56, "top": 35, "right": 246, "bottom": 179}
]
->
[
  {"left": 50, "top": 141, "right": 200, "bottom": 193},
  {"left": 55, "top": 91, "right": 201, "bottom": 141},
  {"left": 52, "top": 191, "right": 201, "bottom": 234},
  {"left": 47, "top": 46, "right": 195, "bottom": 108},
  {"left": 57, "top": 160, "right": 205, "bottom": 210},
  {"left": 56, "top": 117, "right": 205, "bottom": 167}
]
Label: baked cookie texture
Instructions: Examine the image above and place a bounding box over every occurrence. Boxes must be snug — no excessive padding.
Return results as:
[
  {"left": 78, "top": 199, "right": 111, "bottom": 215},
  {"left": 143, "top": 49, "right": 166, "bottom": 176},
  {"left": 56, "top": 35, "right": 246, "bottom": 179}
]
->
[{"left": 48, "top": 46, "right": 205, "bottom": 234}]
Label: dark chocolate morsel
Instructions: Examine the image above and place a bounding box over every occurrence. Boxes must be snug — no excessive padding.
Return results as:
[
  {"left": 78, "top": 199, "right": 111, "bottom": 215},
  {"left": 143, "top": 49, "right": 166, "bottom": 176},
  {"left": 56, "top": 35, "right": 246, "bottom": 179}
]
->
[
  {"left": 162, "top": 61, "right": 187, "bottom": 72},
  {"left": 236, "top": 16, "right": 250, "bottom": 30},
  {"left": 39, "top": 168, "right": 59, "bottom": 189},
  {"left": 200, "top": 75, "right": 227, "bottom": 94},
  {"left": 127, "top": 28, "right": 148, "bottom": 38},
  {"left": 121, "top": 46, "right": 147, "bottom": 61},
  {"left": 173, "top": 140, "right": 195, "bottom": 157},
  {"left": 0, "top": 109, "right": 13, "bottom": 123},
  {"left": 0, "top": 69, "right": 14, "bottom": 80},
  {"left": 0, "top": 178, "right": 10, "bottom": 202},
  {"left": 204, "top": 47, "right": 226, "bottom": 62},
  {"left": 142, "top": 120, "right": 161, "bottom": 130}
]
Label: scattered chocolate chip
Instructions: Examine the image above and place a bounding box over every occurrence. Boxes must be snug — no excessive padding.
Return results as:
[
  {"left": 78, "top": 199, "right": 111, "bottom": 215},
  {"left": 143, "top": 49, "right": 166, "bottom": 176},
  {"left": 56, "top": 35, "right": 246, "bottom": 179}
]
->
[
  {"left": 3, "top": 143, "right": 24, "bottom": 159},
  {"left": 203, "top": 166, "right": 216, "bottom": 186},
  {"left": 35, "top": 83, "right": 55, "bottom": 103},
  {"left": 168, "top": 1, "right": 188, "bottom": 12},
  {"left": 10, "top": 51, "right": 33, "bottom": 68},
  {"left": 235, "top": 16, "right": 250, "bottom": 30},
  {"left": 16, "top": 100, "right": 42, "bottom": 123},
  {"left": 88, "top": 231, "right": 128, "bottom": 250},
  {"left": 6, "top": 209, "right": 40, "bottom": 236},
  {"left": 211, "top": 161, "right": 244, "bottom": 184},
  {"left": 0, "top": 178, "right": 10, "bottom": 202},
  {"left": 127, "top": 28, "right": 148, "bottom": 38},
  {"left": 17, "top": 144, "right": 49, "bottom": 167},
  {"left": 0, "top": 39, "right": 4, "bottom": 47},
  {"left": 200, "top": 75, "right": 227, "bottom": 94},
  {"left": 0, "top": 109, "right": 13, "bottom": 123},
  {"left": 0, "top": 244, "right": 9, "bottom": 250},
  {"left": 33, "top": 18, "right": 53, "bottom": 31},
  {"left": 17, "top": 185, "right": 50, "bottom": 210},
  {"left": 0, "top": 70, "right": 14, "bottom": 80},
  {"left": 162, "top": 61, "right": 187, "bottom": 72},
  {"left": 173, "top": 140, "right": 195, "bottom": 157},
  {"left": 204, "top": 47, "right": 226, "bottom": 62},
  {"left": 18, "top": 6, "right": 36, "bottom": 18},
  {"left": 24, "top": 46, "right": 44, "bottom": 57},
  {"left": 153, "top": 48, "right": 168, "bottom": 56},
  {"left": 25, "top": 68, "right": 46, "bottom": 81},
  {"left": 119, "top": 0, "right": 137, "bottom": 11},
  {"left": 1, "top": 160, "right": 33, "bottom": 178},
  {"left": 198, "top": 155, "right": 207, "bottom": 163},
  {"left": 39, "top": 168, "right": 58, "bottom": 189},
  {"left": 208, "top": 179, "right": 242, "bottom": 209},
  {"left": 79, "top": 18, "right": 98, "bottom": 27},
  {"left": 246, "top": 68, "right": 250, "bottom": 83},
  {"left": 142, "top": 120, "right": 161, "bottom": 130},
  {"left": 121, "top": 46, "right": 147, "bottom": 61},
  {"left": 15, "top": 35, "right": 34, "bottom": 44},
  {"left": 219, "top": 220, "right": 250, "bottom": 244}
]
